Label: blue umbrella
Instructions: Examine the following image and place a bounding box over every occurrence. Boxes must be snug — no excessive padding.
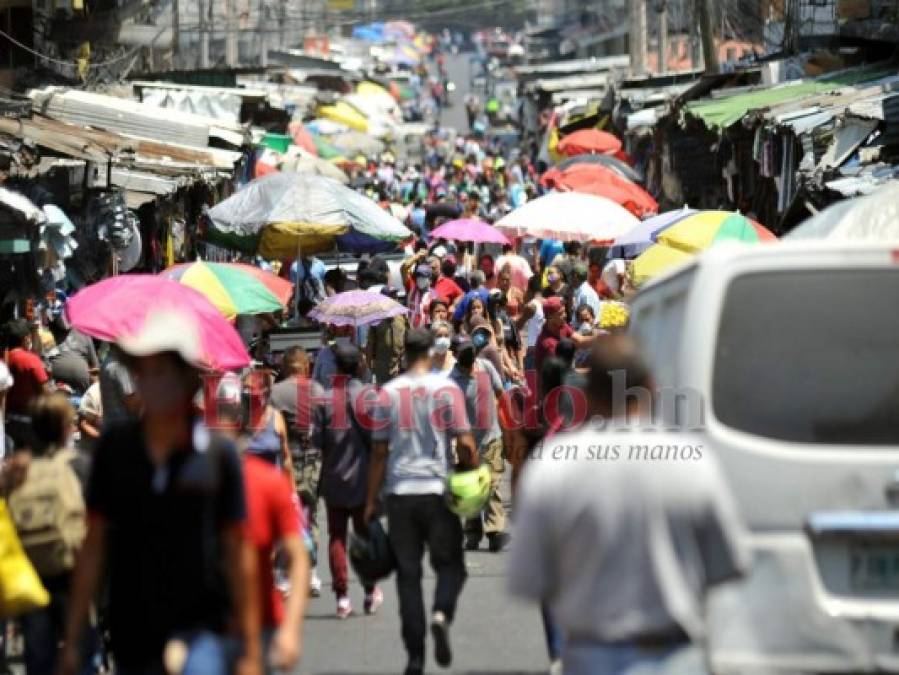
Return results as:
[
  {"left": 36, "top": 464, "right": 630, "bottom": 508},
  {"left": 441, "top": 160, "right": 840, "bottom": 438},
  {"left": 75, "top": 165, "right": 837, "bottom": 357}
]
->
[{"left": 608, "top": 207, "right": 696, "bottom": 259}]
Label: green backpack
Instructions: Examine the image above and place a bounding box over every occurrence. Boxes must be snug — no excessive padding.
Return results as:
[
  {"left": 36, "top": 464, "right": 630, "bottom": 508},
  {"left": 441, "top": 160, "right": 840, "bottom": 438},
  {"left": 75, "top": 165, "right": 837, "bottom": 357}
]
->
[{"left": 8, "top": 450, "right": 86, "bottom": 578}]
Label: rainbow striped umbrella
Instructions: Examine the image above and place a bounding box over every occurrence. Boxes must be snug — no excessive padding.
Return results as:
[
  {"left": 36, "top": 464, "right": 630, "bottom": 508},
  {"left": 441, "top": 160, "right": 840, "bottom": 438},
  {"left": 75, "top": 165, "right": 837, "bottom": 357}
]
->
[
  {"left": 160, "top": 261, "right": 292, "bottom": 320},
  {"left": 655, "top": 210, "right": 776, "bottom": 254}
]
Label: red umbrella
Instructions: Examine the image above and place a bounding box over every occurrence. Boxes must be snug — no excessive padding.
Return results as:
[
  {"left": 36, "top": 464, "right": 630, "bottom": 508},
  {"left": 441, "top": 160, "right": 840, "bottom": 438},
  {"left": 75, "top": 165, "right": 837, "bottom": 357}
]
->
[
  {"left": 288, "top": 121, "right": 319, "bottom": 156},
  {"left": 542, "top": 164, "right": 658, "bottom": 218},
  {"left": 557, "top": 129, "right": 622, "bottom": 157}
]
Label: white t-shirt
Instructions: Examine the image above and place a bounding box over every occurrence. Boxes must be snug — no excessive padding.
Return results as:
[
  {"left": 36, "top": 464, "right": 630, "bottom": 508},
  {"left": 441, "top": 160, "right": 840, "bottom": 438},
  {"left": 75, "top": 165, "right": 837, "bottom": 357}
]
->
[
  {"left": 525, "top": 298, "right": 545, "bottom": 349},
  {"left": 509, "top": 425, "right": 748, "bottom": 643},
  {"left": 372, "top": 371, "right": 471, "bottom": 496}
]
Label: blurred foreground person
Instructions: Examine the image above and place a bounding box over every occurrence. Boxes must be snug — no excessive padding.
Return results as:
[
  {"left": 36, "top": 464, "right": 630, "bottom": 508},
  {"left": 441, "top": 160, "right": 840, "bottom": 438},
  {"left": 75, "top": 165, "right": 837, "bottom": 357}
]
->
[
  {"left": 365, "top": 329, "right": 479, "bottom": 675},
  {"left": 60, "top": 310, "right": 260, "bottom": 675},
  {"left": 218, "top": 374, "right": 310, "bottom": 674},
  {"left": 509, "top": 336, "right": 747, "bottom": 675}
]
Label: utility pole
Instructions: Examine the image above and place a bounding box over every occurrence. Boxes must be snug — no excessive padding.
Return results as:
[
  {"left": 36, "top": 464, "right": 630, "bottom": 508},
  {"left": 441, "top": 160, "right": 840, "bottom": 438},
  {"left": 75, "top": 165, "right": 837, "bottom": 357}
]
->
[
  {"left": 226, "top": 0, "right": 238, "bottom": 66},
  {"left": 629, "top": 0, "right": 646, "bottom": 76},
  {"left": 171, "top": 0, "right": 179, "bottom": 68},
  {"left": 657, "top": 0, "right": 668, "bottom": 74},
  {"left": 697, "top": 0, "right": 718, "bottom": 74},
  {"left": 199, "top": 0, "right": 210, "bottom": 68}
]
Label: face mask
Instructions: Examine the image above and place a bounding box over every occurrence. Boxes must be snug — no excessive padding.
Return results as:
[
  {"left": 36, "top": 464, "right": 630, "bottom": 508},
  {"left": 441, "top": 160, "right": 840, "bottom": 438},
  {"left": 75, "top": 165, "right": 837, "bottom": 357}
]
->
[
  {"left": 416, "top": 276, "right": 431, "bottom": 290},
  {"left": 335, "top": 336, "right": 352, "bottom": 348},
  {"left": 548, "top": 274, "right": 560, "bottom": 284},
  {"left": 472, "top": 331, "right": 489, "bottom": 350},
  {"left": 579, "top": 321, "right": 593, "bottom": 335},
  {"left": 433, "top": 336, "right": 451, "bottom": 353}
]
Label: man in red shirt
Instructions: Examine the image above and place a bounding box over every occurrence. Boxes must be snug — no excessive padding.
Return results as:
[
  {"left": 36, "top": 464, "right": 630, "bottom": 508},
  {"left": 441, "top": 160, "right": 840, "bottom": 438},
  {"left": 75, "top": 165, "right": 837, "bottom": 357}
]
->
[
  {"left": 4, "top": 319, "right": 49, "bottom": 448},
  {"left": 433, "top": 258, "right": 464, "bottom": 309},
  {"left": 243, "top": 453, "right": 310, "bottom": 673},
  {"left": 533, "top": 297, "right": 573, "bottom": 385}
]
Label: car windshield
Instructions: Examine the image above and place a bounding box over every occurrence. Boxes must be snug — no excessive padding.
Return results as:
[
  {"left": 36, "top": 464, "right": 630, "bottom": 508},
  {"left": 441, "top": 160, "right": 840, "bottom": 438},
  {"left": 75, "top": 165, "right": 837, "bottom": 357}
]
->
[{"left": 712, "top": 269, "right": 899, "bottom": 445}]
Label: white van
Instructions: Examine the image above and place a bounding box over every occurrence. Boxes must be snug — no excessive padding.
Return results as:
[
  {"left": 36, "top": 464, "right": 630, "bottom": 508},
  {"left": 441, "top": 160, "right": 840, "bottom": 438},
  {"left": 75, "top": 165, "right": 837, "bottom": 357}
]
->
[{"left": 629, "top": 241, "right": 899, "bottom": 673}]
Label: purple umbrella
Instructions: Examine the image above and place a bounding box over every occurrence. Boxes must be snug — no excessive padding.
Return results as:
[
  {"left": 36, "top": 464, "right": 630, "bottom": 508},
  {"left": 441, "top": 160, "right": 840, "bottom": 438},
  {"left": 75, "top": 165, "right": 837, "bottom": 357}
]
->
[
  {"left": 608, "top": 207, "right": 697, "bottom": 259},
  {"left": 430, "top": 218, "right": 511, "bottom": 245},
  {"left": 307, "top": 290, "right": 409, "bottom": 328}
]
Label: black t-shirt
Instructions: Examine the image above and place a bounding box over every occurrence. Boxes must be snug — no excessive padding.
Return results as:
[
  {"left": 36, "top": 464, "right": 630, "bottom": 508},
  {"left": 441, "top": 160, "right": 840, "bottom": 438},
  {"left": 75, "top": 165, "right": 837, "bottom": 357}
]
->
[{"left": 87, "top": 419, "right": 246, "bottom": 667}]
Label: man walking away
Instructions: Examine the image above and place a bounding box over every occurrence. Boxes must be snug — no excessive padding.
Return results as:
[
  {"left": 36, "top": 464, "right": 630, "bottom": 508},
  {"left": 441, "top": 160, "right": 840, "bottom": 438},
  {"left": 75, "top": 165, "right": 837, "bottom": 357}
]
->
[
  {"left": 59, "top": 310, "right": 259, "bottom": 675},
  {"left": 311, "top": 344, "right": 383, "bottom": 619},
  {"left": 509, "top": 336, "right": 748, "bottom": 675},
  {"left": 365, "top": 329, "right": 479, "bottom": 675},
  {"left": 449, "top": 335, "right": 510, "bottom": 552}
]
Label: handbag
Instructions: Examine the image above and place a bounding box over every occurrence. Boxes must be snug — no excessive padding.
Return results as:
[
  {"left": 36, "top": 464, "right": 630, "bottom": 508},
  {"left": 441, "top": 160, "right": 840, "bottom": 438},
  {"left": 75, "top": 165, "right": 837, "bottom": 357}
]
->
[{"left": 0, "top": 498, "right": 50, "bottom": 618}]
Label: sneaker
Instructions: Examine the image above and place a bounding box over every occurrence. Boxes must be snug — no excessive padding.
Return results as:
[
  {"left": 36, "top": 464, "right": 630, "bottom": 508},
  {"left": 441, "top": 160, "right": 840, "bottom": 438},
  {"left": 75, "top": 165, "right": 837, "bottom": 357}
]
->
[
  {"left": 488, "top": 531, "right": 511, "bottom": 553},
  {"left": 430, "top": 611, "right": 452, "bottom": 668},
  {"left": 336, "top": 596, "right": 352, "bottom": 619},
  {"left": 549, "top": 658, "right": 563, "bottom": 675},
  {"left": 464, "top": 535, "right": 481, "bottom": 551},
  {"left": 364, "top": 586, "right": 384, "bottom": 615},
  {"left": 309, "top": 568, "right": 322, "bottom": 597}
]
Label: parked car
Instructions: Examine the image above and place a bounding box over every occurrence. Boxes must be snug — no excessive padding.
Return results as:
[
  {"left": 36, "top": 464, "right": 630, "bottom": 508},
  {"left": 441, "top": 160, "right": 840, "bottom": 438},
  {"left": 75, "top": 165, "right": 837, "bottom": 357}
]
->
[{"left": 629, "top": 241, "right": 899, "bottom": 674}]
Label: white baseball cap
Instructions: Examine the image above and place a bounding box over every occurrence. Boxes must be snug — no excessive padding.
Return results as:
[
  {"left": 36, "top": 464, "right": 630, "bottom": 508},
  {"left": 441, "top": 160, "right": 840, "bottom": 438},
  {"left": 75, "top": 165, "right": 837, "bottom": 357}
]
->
[{"left": 117, "top": 308, "right": 204, "bottom": 367}]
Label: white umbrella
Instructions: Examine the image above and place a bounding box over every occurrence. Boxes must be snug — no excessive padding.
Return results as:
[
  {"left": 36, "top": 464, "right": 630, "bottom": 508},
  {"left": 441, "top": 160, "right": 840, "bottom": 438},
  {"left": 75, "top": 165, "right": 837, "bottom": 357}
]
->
[
  {"left": 495, "top": 192, "right": 641, "bottom": 243},
  {"left": 787, "top": 181, "right": 899, "bottom": 241}
]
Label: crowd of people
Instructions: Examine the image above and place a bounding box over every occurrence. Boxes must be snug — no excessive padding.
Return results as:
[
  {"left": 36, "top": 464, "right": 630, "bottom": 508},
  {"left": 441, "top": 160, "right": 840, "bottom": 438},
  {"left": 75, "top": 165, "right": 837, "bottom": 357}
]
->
[{"left": 0, "top": 40, "right": 752, "bottom": 675}]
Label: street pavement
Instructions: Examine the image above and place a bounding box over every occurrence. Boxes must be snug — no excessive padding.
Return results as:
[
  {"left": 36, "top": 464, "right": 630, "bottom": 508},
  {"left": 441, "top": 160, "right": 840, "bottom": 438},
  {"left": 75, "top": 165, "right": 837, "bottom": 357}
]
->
[
  {"left": 297, "top": 468, "right": 548, "bottom": 675},
  {"left": 441, "top": 51, "right": 478, "bottom": 134}
]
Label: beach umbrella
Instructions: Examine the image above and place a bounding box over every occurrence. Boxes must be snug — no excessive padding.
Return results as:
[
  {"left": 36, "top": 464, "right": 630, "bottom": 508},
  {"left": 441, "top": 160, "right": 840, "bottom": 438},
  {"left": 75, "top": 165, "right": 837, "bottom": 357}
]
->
[
  {"left": 310, "top": 134, "right": 344, "bottom": 160},
  {"left": 65, "top": 275, "right": 249, "bottom": 371},
  {"left": 205, "top": 172, "right": 411, "bottom": 258},
  {"left": 308, "top": 290, "right": 409, "bottom": 328},
  {"left": 557, "top": 129, "right": 622, "bottom": 157},
  {"left": 556, "top": 153, "right": 643, "bottom": 184},
  {"left": 160, "top": 261, "right": 292, "bottom": 320},
  {"left": 786, "top": 182, "right": 899, "bottom": 241},
  {"left": 495, "top": 192, "right": 639, "bottom": 244},
  {"left": 541, "top": 164, "right": 658, "bottom": 218},
  {"left": 656, "top": 211, "right": 777, "bottom": 254},
  {"left": 306, "top": 118, "right": 349, "bottom": 135},
  {"left": 608, "top": 207, "right": 697, "bottom": 258},
  {"left": 631, "top": 243, "right": 694, "bottom": 286},
  {"left": 430, "top": 218, "right": 511, "bottom": 245}
]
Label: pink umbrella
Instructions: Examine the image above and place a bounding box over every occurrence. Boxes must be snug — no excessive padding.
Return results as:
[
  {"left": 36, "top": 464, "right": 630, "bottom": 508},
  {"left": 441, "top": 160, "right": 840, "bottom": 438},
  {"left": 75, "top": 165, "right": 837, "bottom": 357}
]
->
[
  {"left": 65, "top": 275, "right": 250, "bottom": 371},
  {"left": 430, "top": 218, "right": 511, "bottom": 245}
]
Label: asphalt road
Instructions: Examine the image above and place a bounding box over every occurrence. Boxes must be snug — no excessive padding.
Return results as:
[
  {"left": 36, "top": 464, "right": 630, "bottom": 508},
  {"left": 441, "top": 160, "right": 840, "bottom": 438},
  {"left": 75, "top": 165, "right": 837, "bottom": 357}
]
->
[
  {"left": 441, "top": 51, "right": 478, "bottom": 134},
  {"left": 297, "top": 469, "right": 548, "bottom": 675}
]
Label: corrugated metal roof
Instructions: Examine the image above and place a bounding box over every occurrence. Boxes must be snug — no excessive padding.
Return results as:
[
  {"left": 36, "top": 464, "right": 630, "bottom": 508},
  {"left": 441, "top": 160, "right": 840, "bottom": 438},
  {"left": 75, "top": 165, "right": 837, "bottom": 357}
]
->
[
  {"left": 527, "top": 72, "right": 614, "bottom": 94},
  {"left": 29, "top": 87, "right": 248, "bottom": 148},
  {"left": 684, "top": 64, "right": 896, "bottom": 129},
  {"left": 513, "top": 55, "right": 629, "bottom": 77}
]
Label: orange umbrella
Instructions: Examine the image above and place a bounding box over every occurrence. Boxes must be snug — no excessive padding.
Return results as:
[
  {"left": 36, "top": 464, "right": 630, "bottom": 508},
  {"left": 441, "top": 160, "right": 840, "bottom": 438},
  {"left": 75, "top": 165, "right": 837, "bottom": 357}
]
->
[
  {"left": 542, "top": 164, "right": 657, "bottom": 218},
  {"left": 287, "top": 121, "right": 318, "bottom": 156},
  {"left": 557, "top": 129, "right": 622, "bottom": 157}
]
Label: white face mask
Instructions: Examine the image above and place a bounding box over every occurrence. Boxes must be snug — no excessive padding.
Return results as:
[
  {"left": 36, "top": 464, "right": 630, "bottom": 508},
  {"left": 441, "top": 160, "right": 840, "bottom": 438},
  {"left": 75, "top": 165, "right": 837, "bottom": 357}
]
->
[
  {"left": 432, "top": 336, "right": 451, "bottom": 354},
  {"left": 416, "top": 276, "right": 431, "bottom": 290}
]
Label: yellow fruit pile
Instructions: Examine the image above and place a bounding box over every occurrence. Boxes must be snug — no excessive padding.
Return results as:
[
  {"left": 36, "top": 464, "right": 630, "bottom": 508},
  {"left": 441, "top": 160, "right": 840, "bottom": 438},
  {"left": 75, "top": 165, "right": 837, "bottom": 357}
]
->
[{"left": 599, "top": 301, "right": 630, "bottom": 329}]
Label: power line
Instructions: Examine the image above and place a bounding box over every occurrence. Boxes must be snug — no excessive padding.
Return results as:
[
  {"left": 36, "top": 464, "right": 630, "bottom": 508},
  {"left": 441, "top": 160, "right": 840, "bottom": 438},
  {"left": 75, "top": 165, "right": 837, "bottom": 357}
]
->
[{"left": 0, "top": 25, "right": 167, "bottom": 71}]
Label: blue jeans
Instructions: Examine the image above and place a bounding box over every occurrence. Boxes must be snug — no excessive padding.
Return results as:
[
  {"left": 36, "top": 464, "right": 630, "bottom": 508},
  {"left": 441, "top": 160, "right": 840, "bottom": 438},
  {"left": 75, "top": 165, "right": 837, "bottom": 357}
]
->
[
  {"left": 562, "top": 643, "right": 704, "bottom": 675},
  {"left": 117, "top": 631, "right": 234, "bottom": 675}
]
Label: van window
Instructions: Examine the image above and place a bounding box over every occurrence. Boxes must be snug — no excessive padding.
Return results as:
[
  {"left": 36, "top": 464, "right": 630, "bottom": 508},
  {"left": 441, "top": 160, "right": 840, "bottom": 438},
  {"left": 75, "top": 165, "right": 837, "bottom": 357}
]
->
[{"left": 712, "top": 270, "right": 899, "bottom": 445}]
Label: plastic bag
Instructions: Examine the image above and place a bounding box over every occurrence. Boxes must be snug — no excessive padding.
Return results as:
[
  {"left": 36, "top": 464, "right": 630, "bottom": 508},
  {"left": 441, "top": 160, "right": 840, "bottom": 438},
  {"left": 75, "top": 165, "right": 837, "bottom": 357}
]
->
[{"left": 0, "top": 498, "right": 50, "bottom": 618}]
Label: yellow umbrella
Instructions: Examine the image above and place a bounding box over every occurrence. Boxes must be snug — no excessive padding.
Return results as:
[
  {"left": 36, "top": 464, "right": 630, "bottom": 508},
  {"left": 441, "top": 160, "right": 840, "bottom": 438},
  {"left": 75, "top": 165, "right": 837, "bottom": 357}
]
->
[
  {"left": 317, "top": 101, "right": 369, "bottom": 133},
  {"left": 631, "top": 243, "right": 694, "bottom": 286},
  {"left": 357, "top": 81, "right": 390, "bottom": 98}
]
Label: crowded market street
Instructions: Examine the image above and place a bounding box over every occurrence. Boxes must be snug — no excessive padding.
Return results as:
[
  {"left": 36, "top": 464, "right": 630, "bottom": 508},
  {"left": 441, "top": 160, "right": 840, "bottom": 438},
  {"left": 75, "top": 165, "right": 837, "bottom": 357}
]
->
[{"left": 2, "top": 4, "right": 899, "bottom": 675}]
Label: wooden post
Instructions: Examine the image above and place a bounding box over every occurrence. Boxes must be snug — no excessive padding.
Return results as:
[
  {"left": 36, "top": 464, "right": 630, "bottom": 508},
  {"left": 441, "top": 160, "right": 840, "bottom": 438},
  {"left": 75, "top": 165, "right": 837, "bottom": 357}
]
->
[
  {"left": 698, "top": 0, "right": 718, "bottom": 74},
  {"left": 658, "top": 0, "right": 668, "bottom": 74},
  {"left": 629, "top": 0, "right": 647, "bottom": 76}
]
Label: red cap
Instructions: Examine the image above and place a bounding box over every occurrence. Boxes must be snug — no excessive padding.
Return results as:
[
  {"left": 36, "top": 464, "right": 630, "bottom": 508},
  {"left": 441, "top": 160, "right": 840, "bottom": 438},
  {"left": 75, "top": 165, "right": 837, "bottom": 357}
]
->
[{"left": 542, "top": 297, "right": 564, "bottom": 314}]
